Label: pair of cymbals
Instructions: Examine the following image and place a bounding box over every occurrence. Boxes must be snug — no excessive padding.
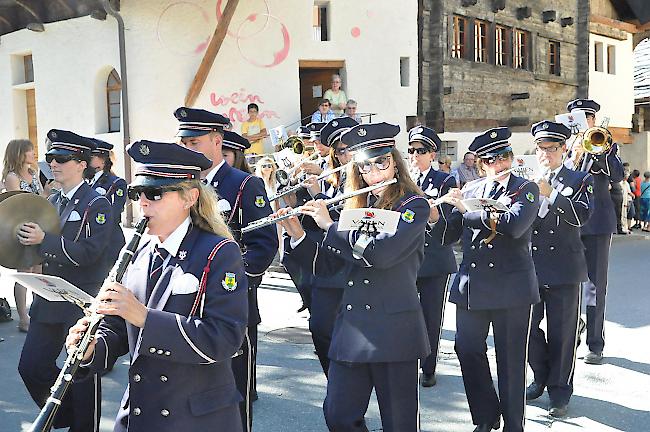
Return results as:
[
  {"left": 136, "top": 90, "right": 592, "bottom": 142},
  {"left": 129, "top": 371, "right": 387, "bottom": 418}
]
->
[{"left": 0, "top": 191, "right": 60, "bottom": 269}]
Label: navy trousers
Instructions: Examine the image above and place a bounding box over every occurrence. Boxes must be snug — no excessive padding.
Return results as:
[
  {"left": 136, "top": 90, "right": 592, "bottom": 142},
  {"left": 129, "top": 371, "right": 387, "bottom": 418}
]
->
[
  {"left": 455, "top": 305, "right": 532, "bottom": 432},
  {"left": 324, "top": 360, "right": 420, "bottom": 432},
  {"left": 232, "top": 330, "right": 253, "bottom": 432},
  {"left": 417, "top": 274, "right": 450, "bottom": 375},
  {"left": 528, "top": 284, "right": 581, "bottom": 405},
  {"left": 18, "top": 321, "right": 100, "bottom": 432},
  {"left": 581, "top": 234, "right": 612, "bottom": 353},
  {"left": 309, "top": 287, "right": 344, "bottom": 376}
]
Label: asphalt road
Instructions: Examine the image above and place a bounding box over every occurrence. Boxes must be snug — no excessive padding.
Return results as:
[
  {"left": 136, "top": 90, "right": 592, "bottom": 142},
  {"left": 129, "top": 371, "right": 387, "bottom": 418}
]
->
[{"left": 0, "top": 234, "right": 649, "bottom": 431}]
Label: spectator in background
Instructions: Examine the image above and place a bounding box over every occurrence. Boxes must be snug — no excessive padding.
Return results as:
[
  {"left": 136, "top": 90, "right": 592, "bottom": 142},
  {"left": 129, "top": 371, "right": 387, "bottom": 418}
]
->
[
  {"left": 622, "top": 165, "right": 634, "bottom": 234},
  {"left": 344, "top": 99, "right": 362, "bottom": 122},
  {"left": 640, "top": 172, "right": 650, "bottom": 232},
  {"left": 241, "top": 103, "right": 268, "bottom": 155},
  {"left": 311, "top": 98, "right": 336, "bottom": 123},
  {"left": 438, "top": 155, "right": 453, "bottom": 174},
  {"left": 454, "top": 151, "right": 481, "bottom": 187},
  {"left": 610, "top": 179, "right": 625, "bottom": 234},
  {"left": 631, "top": 169, "right": 642, "bottom": 229},
  {"left": 255, "top": 157, "right": 279, "bottom": 210},
  {"left": 324, "top": 74, "right": 347, "bottom": 115}
]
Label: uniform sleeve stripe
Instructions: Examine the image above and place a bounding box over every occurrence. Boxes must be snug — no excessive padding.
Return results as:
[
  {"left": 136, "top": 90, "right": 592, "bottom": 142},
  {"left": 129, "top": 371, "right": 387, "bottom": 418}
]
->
[
  {"left": 61, "top": 238, "right": 80, "bottom": 266},
  {"left": 175, "top": 314, "right": 216, "bottom": 364}
]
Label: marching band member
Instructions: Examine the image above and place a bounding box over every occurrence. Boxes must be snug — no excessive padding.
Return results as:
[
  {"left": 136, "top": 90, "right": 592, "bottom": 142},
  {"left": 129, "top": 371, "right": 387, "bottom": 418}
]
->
[
  {"left": 175, "top": 107, "right": 278, "bottom": 431},
  {"left": 18, "top": 130, "right": 113, "bottom": 432},
  {"left": 526, "top": 121, "right": 594, "bottom": 417},
  {"left": 441, "top": 127, "right": 540, "bottom": 432},
  {"left": 88, "top": 137, "right": 127, "bottom": 277},
  {"left": 407, "top": 126, "right": 458, "bottom": 387},
  {"left": 566, "top": 99, "right": 624, "bottom": 364},
  {"left": 281, "top": 116, "right": 357, "bottom": 376},
  {"left": 67, "top": 141, "right": 248, "bottom": 432},
  {"left": 280, "top": 122, "right": 430, "bottom": 431},
  {"left": 301, "top": 122, "right": 330, "bottom": 177}
]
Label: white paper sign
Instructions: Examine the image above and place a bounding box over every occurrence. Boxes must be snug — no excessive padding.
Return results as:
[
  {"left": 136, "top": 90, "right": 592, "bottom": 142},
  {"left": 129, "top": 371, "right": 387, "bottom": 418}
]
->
[
  {"left": 462, "top": 198, "right": 509, "bottom": 213},
  {"left": 12, "top": 273, "right": 95, "bottom": 307},
  {"left": 269, "top": 125, "right": 288, "bottom": 147},
  {"left": 338, "top": 208, "right": 401, "bottom": 235},
  {"left": 273, "top": 148, "right": 300, "bottom": 169},
  {"left": 511, "top": 154, "right": 542, "bottom": 180},
  {"left": 312, "top": 85, "right": 323, "bottom": 98},
  {"left": 555, "top": 111, "right": 588, "bottom": 134}
]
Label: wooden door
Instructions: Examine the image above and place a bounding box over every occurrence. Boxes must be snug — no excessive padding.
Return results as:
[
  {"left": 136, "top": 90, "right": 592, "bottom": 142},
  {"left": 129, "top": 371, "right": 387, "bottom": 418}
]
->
[
  {"left": 26, "top": 89, "right": 38, "bottom": 156},
  {"left": 298, "top": 61, "right": 344, "bottom": 125}
]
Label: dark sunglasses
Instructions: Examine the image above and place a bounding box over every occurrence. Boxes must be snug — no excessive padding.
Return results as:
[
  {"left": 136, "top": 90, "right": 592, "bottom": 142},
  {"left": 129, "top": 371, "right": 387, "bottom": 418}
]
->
[
  {"left": 261, "top": 163, "right": 274, "bottom": 169},
  {"left": 334, "top": 147, "right": 349, "bottom": 156},
  {"left": 356, "top": 155, "right": 392, "bottom": 174},
  {"left": 127, "top": 186, "right": 182, "bottom": 201},
  {"left": 481, "top": 154, "right": 510, "bottom": 165},
  {"left": 407, "top": 147, "right": 430, "bottom": 155},
  {"left": 45, "top": 154, "right": 82, "bottom": 164}
]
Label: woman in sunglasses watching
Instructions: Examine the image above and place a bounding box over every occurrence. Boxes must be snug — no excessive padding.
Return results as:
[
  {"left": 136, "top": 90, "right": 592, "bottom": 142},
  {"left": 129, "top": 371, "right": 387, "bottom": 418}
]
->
[
  {"left": 439, "top": 127, "right": 540, "bottom": 432},
  {"left": 277, "top": 123, "right": 430, "bottom": 431},
  {"left": 67, "top": 141, "right": 248, "bottom": 432}
]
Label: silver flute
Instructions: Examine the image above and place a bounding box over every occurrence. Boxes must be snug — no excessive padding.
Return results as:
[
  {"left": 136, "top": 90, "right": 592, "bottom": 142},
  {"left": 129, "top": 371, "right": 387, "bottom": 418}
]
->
[{"left": 242, "top": 179, "right": 398, "bottom": 233}]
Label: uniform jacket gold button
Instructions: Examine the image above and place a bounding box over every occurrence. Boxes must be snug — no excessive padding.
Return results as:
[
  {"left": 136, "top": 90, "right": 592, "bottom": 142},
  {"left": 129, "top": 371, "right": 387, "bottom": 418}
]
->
[
  {"left": 347, "top": 281, "right": 354, "bottom": 286},
  {"left": 488, "top": 263, "right": 494, "bottom": 268},
  {"left": 161, "top": 409, "right": 170, "bottom": 417},
  {"left": 346, "top": 304, "right": 352, "bottom": 311},
  {"left": 164, "top": 351, "right": 171, "bottom": 356},
  {"left": 424, "top": 243, "right": 429, "bottom": 247},
  {"left": 533, "top": 230, "right": 538, "bottom": 235},
  {"left": 471, "top": 245, "right": 476, "bottom": 250},
  {"left": 363, "top": 279, "right": 369, "bottom": 284},
  {"left": 133, "top": 408, "right": 141, "bottom": 416},
  {"left": 487, "top": 244, "right": 493, "bottom": 249},
  {"left": 157, "top": 349, "right": 163, "bottom": 355},
  {"left": 149, "top": 347, "right": 156, "bottom": 353},
  {"left": 365, "top": 305, "right": 371, "bottom": 310},
  {"left": 549, "top": 246, "right": 555, "bottom": 250},
  {"left": 532, "top": 246, "right": 538, "bottom": 251},
  {"left": 549, "top": 230, "right": 554, "bottom": 234},
  {"left": 470, "top": 263, "right": 476, "bottom": 268}
]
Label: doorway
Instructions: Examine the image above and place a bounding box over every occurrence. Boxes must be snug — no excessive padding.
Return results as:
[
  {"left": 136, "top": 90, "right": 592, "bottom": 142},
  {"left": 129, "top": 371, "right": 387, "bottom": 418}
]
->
[
  {"left": 26, "top": 89, "right": 38, "bottom": 155},
  {"left": 298, "top": 60, "right": 345, "bottom": 125}
]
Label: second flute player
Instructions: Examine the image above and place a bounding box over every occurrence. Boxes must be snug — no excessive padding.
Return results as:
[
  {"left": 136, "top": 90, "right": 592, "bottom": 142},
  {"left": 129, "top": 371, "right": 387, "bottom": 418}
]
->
[{"left": 67, "top": 141, "right": 248, "bottom": 432}]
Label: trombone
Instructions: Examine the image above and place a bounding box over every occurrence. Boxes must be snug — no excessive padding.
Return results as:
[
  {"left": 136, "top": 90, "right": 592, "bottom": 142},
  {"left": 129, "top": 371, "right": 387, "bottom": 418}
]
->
[
  {"left": 242, "top": 179, "right": 397, "bottom": 233},
  {"left": 276, "top": 152, "right": 321, "bottom": 186},
  {"left": 565, "top": 117, "right": 612, "bottom": 171}
]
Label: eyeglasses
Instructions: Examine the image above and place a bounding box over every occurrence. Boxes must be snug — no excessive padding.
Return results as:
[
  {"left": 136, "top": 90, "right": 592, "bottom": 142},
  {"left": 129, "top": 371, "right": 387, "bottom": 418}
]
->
[
  {"left": 356, "top": 155, "right": 392, "bottom": 174},
  {"left": 127, "top": 186, "right": 182, "bottom": 201},
  {"left": 480, "top": 154, "right": 510, "bottom": 165},
  {"left": 407, "top": 147, "right": 430, "bottom": 155},
  {"left": 334, "top": 147, "right": 349, "bottom": 156},
  {"left": 45, "top": 154, "right": 82, "bottom": 164},
  {"left": 261, "top": 164, "right": 274, "bottom": 169},
  {"left": 535, "top": 145, "right": 563, "bottom": 154}
]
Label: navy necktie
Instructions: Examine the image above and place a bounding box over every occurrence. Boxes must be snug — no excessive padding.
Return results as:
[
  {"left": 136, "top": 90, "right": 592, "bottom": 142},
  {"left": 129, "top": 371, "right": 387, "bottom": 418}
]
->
[
  {"left": 147, "top": 246, "right": 169, "bottom": 298},
  {"left": 417, "top": 173, "right": 423, "bottom": 187},
  {"left": 58, "top": 195, "right": 69, "bottom": 216}
]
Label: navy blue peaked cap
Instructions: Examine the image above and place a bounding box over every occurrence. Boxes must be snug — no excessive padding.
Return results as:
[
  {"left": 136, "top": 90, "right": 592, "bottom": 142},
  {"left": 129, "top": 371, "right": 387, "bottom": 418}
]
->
[
  {"left": 408, "top": 126, "right": 441, "bottom": 151},
  {"left": 307, "top": 122, "right": 326, "bottom": 141},
  {"left": 89, "top": 138, "right": 114, "bottom": 154},
  {"left": 320, "top": 117, "right": 359, "bottom": 147},
  {"left": 341, "top": 122, "right": 400, "bottom": 162},
  {"left": 174, "top": 107, "right": 229, "bottom": 137},
  {"left": 567, "top": 99, "right": 600, "bottom": 115},
  {"left": 222, "top": 131, "right": 251, "bottom": 151},
  {"left": 531, "top": 120, "right": 571, "bottom": 142},
  {"left": 469, "top": 127, "right": 512, "bottom": 158},
  {"left": 46, "top": 129, "right": 96, "bottom": 156},
  {"left": 296, "top": 126, "right": 310, "bottom": 139}
]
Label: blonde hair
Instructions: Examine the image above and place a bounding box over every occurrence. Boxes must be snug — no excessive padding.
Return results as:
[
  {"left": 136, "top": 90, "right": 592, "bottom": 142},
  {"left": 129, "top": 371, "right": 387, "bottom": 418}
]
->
[
  {"left": 3, "top": 139, "right": 35, "bottom": 181},
  {"left": 177, "top": 180, "right": 233, "bottom": 239},
  {"left": 327, "top": 146, "right": 343, "bottom": 189},
  {"left": 255, "top": 156, "right": 277, "bottom": 190},
  {"left": 344, "top": 148, "right": 422, "bottom": 210}
]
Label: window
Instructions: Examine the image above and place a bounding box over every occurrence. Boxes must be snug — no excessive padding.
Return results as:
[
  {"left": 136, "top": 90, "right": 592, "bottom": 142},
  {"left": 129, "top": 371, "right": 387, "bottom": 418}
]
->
[
  {"left": 23, "top": 54, "right": 34, "bottom": 83},
  {"left": 607, "top": 45, "right": 616, "bottom": 74},
  {"left": 474, "top": 20, "right": 488, "bottom": 63},
  {"left": 594, "top": 42, "right": 604, "bottom": 72},
  {"left": 513, "top": 29, "right": 529, "bottom": 70},
  {"left": 400, "top": 57, "right": 410, "bottom": 87},
  {"left": 495, "top": 25, "right": 510, "bottom": 66},
  {"left": 107, "top": 69, "right": 121, "bottom": 133},
  {"left": 312, "top": 3, "right": 329, "bottom": 41},
  {"left": 451, "top": 15, "right": 467, "bottom": 59},
  {"left": 549, "top": 41, "right": 560, "bottom": 76}
]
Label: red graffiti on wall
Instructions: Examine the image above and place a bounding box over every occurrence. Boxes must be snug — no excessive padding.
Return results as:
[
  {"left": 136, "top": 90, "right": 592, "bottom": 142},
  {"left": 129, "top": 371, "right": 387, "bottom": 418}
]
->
[{"left": 210, "top": 89, "right": 279, "bottom": 124}]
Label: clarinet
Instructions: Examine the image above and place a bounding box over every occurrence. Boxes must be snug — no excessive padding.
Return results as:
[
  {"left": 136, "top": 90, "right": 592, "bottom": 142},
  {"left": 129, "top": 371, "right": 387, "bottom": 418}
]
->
[{"left": 29, "top": 217, "right": 149, "bottom": 432}]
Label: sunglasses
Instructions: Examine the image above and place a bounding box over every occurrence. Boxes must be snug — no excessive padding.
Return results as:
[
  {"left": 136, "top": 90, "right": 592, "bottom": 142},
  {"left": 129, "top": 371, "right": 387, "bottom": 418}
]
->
[
  {"left": 334, "top": 147, "right": 349, "bottom": 156},
  {"left": 261, "top": 164, "right": 274, "bottom": 169},
  {"left": 356, "top": 155, "right": 392, "bottom": 174},
  {"left": 407, "top": 147, "right": 430, "bottom": 155},
  {"left": 127, "top": 186, "right": 182, "bottom": 201},
  {"left": 480, "top": 154, "right": 510, "bottom": 165},
  {"left": 45, "top": 154, "right": 82, "bottom": 164},
  {"left": 535, "top": 145, "right": 563, "bottom": 154}
]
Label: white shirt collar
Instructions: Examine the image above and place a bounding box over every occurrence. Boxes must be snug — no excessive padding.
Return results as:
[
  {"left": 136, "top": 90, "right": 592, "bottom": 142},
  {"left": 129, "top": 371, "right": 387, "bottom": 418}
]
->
[
  {"left": 62, "top": 181, "right": 85, "bottom": 200},
  {"left": 496, "top": 174, "right": 511, "bottom": 189},
  {"left": 91, "top": 170, "right": 103, "bottom": 184},
  {"left": 204, "top": 159, "right": 226, "bottom": 184},
  {"left": 151, "top": 217, "right": 191, "bottom": 258},
  {"left": 419, "top": 166, "right": 431, "bottom": 179}
]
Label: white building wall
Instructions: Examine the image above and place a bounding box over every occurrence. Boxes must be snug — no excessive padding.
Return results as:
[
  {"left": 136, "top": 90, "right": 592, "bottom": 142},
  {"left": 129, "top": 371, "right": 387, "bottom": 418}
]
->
[
  {"left": 589, "top": 32, "right": 635, "bottom": 129},
  {"left": 0, "top": 0, "right": 419, "bottom": 180}
]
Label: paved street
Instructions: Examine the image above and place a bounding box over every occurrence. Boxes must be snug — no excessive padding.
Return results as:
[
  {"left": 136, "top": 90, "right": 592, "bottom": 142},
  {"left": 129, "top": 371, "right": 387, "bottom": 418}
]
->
[{"left": 0, "top": 234, "right": 649, "bottom": 431}]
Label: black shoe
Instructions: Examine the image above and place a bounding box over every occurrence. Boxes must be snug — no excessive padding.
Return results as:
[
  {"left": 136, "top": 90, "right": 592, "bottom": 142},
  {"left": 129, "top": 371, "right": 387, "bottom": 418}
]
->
[
  {"left": 576, "top": 317, "right": 586, "bottom": 346},
  {"left": 549, "top": 403, "right": 568, "bottom": 418},
  {"left": 296, "top": 304, "right": 308, "bottom": 313},
  {"left": 526, "top": 382, "right": 545, "bottom": 401},
  {"left": 584, "top": 350, "right": 603, "bottom": 364},
  {"left": 473, "top": 417, "right": 500, "bottom": 432},
  {"left": 421, "top": 373, "right": 436, "bottom": 387}
]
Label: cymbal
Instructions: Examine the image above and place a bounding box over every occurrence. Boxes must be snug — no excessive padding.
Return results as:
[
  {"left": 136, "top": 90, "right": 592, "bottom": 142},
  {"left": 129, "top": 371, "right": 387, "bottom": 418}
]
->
[{"left": 0, "top": 192, "right": 60, "bottom": 269}]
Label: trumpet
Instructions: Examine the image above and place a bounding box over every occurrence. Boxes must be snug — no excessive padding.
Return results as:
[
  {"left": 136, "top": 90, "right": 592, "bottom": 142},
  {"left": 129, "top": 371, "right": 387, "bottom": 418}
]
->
[
  {"left": 278, "top": 135, "right": 312, "bottom": 155},
  {"left": 275, "top": 152, "right": 321, "bottom": 187},
  {"left": 242, "top": 179, "right": 398, "bottom": 233},
  {"left": 270, "top": 161, "right": 350, "bottom": 202},
  {"left": 566, "top": 117, "right": 612, "bottom": 171}
]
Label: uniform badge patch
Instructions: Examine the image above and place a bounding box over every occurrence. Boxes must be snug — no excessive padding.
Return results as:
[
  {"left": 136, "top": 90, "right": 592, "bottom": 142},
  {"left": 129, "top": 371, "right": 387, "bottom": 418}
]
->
[
  {"left": 490, "top": 132, "right": 498, "bottom": 139},
  {"left": 139, "top": 144, "right": 150, "bottom": 155},
  {"left": 255, "top": 195, "right": 266, "bottom": 208},
  {"left": 587, "top": 184, "right": 593, "bottom": 193},
  {"left": 526, "top": 192, "right": 535, "bottom": 203},
  {"left": 178, "top": 250, "right": 187, "bottom": 260},
  {"left": 96, "top": 213, "right": 106, "bottom": 224},
  {"left": 222, "top": 273, "right": 237, "bottom": 291},
  {"left": 401, "top": 209, "right": 415, "bottom": 223},
  {"left": 116, "top": 188, "right": 124, "bottom": 197},
  {"left": 357, "top": 128, "right": 367, "bottom": 137}
]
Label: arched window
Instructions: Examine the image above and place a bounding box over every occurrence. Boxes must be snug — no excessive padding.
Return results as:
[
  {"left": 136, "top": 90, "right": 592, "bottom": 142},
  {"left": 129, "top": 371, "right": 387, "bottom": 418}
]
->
[{"left": 107, "top": 69, "right": 121, "bottom": 132}]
